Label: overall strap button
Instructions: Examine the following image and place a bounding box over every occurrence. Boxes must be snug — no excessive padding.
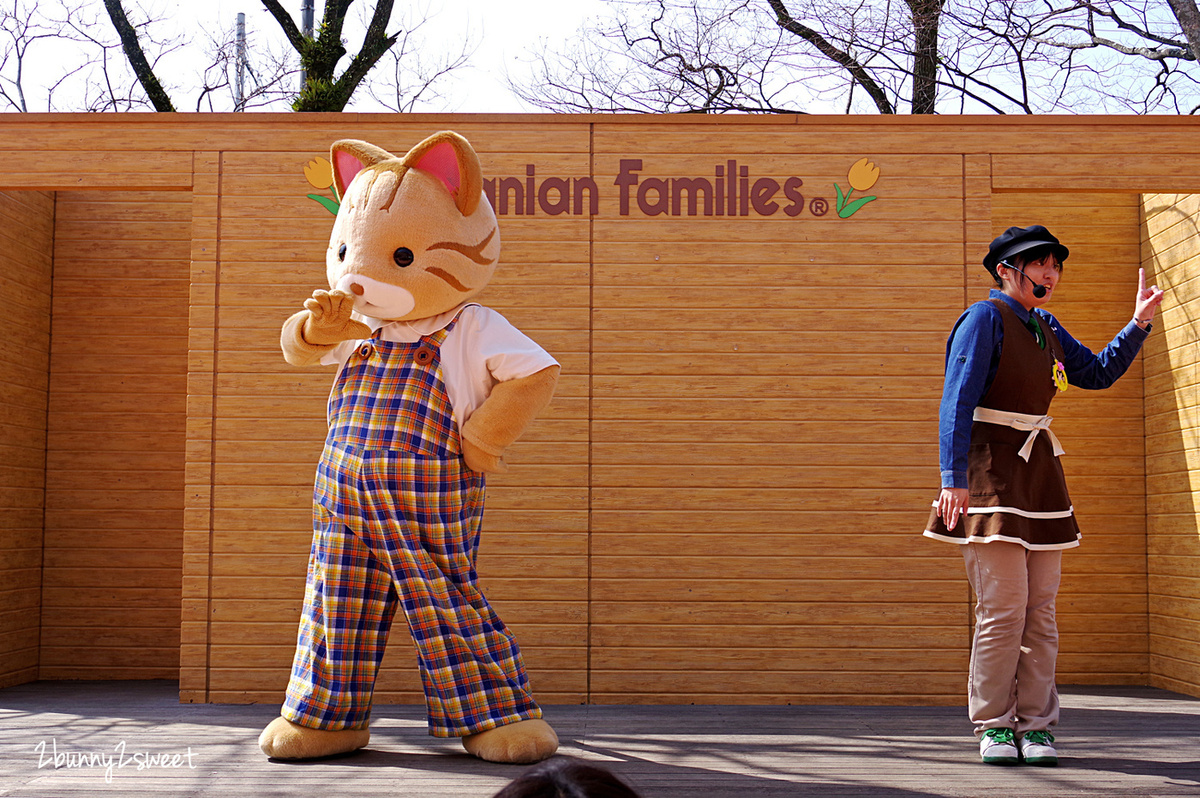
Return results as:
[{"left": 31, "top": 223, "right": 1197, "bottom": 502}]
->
[{"left": 413, "top": 345, "right": 436, "bottom": 365}]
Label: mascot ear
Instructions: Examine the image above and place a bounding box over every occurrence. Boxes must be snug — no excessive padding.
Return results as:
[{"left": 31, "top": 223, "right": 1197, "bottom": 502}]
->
[
  {"left": 329, "top": 139, "right": 395, "bottom": 200},
  {"left": 401, "top": 131, "right": 484, "bottom": 217}
]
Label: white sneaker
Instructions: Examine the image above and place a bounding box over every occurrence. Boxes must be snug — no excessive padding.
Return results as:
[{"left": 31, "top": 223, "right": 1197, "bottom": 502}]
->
[
  {"left": 1019, "top": 730, "right": 1058, "bottom": 766},
  {"left": 980, "top": 728, "right": 1019, "bottom": 765}
]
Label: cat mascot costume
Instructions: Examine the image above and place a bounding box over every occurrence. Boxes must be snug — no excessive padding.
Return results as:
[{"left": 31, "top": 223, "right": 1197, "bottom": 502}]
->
[{"left": 259, "top": 131, "right": 560, "bottom": 764}]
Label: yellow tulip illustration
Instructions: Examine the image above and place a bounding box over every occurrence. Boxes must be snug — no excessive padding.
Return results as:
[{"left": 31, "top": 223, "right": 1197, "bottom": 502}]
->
[
  {"left": 304, "top": 157, "right": 334, "bottom": 189},
  {"left": 303, "top": 156, "right": 340, "bottom": 215},
  {"left": 835, "top": 156, "right": 883, "bottom": 218},
  {"left": 847, "top": 158, "right": 880, "bottom": 192},
  {"left": 835, "top": 157, "right": 881, "bottom": 219}
]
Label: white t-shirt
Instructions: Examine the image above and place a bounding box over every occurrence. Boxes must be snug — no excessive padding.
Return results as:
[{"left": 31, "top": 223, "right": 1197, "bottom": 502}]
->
[{"left": 320, "top": 303, "right": 559, "bottom": 432}]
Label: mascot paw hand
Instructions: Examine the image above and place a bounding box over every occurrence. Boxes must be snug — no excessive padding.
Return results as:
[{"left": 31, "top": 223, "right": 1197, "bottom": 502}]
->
[
  {"left": 462, "top": 719, "right": 559, "bottom": 764},
  {"left": 301, "top": 289, "right": 373, "bottom": 345},
  {"left": 258, "top": 716, "right": 370, "bottom": 760},
  {"left": 462, "top": 437, "right": 509, "bottom": 474}
]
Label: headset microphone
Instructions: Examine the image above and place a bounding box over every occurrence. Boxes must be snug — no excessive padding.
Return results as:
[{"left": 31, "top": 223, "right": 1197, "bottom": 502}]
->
[{"left": 1000, "top": 260, "right": 1047, "bottom": 298}]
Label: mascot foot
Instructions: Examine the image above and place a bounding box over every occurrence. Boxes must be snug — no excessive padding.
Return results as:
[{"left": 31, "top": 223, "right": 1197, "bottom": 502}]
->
[
  {"left": 462, "top": 719, "right": 559, "bottom": 764},
  {"left": 258, "top": 716, "right": 370, "bottom": 760}
]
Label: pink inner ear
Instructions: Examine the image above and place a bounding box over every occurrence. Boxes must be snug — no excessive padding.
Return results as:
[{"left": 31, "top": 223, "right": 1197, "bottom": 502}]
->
[
  {"left": 412, "top": 141, "right": 461, "bottom": 197},
  {"left": 332, "top": 149, "right": 365, "bottom": 197}
]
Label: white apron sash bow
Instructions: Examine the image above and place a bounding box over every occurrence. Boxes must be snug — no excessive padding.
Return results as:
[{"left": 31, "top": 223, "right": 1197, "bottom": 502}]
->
[{"left": 973, "top": 407, "right": 1064, "bottom": 462}]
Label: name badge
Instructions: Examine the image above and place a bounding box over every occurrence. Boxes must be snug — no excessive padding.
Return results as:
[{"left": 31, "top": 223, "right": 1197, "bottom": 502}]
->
[{"left": 1052, "top": 359, "right": 1069, "bottom": 392}]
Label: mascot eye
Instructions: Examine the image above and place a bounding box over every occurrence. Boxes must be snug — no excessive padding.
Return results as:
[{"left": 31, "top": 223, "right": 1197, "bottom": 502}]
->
[
  {"left": 393, "top": 247, "right": 414, "bottom": 268},
  {"left": 337, "top": 244, "right": 347, "bottom": 261}
]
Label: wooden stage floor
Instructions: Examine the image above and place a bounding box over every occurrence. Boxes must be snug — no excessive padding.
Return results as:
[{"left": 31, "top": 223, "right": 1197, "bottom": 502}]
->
[{"left": 2, "top": 681, "right": 1199, "bottom": 797}]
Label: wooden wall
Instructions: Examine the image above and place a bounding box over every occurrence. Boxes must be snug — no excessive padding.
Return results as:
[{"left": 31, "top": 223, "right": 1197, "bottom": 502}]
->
[
  {"left": 177, "top": 128, "right": 980, "bottom": 706},
  {"left": 587, "top": 132, "right": 967, "bottom": 703},
  {"left": 1142, "top": 193, "right": 1200, "bottom": 695},
  {"left": 39, "top": 190, "right": 190, "bottom": 680},
  {"left": 0, "top": 115, "right": 1197, "bottom": 705},
  {"left": 0, "top": 191, "right": 54, "bottom": 689},
  {"left": 991, "top": 193, "right": 1149, "bottom": 684}
]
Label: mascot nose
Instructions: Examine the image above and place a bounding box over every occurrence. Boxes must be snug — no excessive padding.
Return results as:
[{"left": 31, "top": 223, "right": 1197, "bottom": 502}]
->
[{"left": 349, "top": 283, "right": 365, "bottom": 296}]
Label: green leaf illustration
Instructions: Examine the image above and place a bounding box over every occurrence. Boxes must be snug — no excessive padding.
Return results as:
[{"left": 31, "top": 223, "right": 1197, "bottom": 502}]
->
[
  {"left": 835, "top": 182, "right": 847, "bottom": 212},
  {"left": 838, "top": 195, "right": 877, "bottom": 219},
  {"left": 307, "top": 193, "right": 340, "bottom": 216}
]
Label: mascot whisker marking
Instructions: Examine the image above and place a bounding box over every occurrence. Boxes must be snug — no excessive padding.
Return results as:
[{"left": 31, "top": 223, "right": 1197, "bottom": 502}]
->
[{"left": 259, "top": 131, "right": 561, "bottom": 765}]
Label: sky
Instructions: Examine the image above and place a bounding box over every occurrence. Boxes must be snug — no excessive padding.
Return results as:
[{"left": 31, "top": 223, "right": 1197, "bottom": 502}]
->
[
  {"left": 175, "top": 0, "right": 609, "bottom": 112},
  {"left": 17, "top": 1, "right": 1192, "bottom": 115}
]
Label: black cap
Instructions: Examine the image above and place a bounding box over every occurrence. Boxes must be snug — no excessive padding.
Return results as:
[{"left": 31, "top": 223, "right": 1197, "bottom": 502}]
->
[{"left": 983, "top": 225, "right": 1069, "bottom": 276}]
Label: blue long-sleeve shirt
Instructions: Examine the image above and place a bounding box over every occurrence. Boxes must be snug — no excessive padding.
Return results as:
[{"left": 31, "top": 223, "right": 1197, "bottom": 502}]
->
[{"left": 939, "top": 290, "right": 1148, "bottom": 489}]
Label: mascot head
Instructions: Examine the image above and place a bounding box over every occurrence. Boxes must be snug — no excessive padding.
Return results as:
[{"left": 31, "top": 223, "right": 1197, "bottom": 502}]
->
[{"left": 325, "top": 131, "right": 499, "bottom": 322}]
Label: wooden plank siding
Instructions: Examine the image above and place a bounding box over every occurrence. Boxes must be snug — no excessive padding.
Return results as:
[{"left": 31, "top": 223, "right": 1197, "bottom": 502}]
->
[
  {"left": 180, "top": 153, "right": 223, "bottom": 703},
  {"left": 1142, "top": 192, "right": 1200, "bottom": 696},
  {"left": 39, "top": 191, "right": 190, "bottom": 680},
  {"left": 587, "top": 140, "right": 968, "bottom": 704},
  {"left": 0, "top": 115, "right": 1197, "bottom": 706},
  {"left": 0, "top": 190, "right": 55, "bottom": 689},
  {"left": 990, "top": 193, "right": 1150, "bottom": 685}
]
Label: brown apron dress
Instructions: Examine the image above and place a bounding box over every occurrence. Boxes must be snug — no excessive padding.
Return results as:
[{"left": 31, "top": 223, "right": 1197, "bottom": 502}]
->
[{"left": 924, "top": 299, "right": 1081, "bottom": 549}]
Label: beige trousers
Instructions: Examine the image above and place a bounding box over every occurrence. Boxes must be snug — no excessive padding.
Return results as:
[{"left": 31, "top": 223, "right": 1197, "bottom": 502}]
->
[{"left": 962, "top": 540, "right": 1062, "bottom": 736}]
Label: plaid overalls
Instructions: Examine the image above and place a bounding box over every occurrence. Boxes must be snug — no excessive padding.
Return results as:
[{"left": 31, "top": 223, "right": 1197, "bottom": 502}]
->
[{"left": 281, "top": 313, "right": 542, "bottom": 737}]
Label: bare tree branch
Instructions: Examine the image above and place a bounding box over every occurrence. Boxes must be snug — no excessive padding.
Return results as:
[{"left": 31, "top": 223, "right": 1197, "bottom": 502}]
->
[
  {"left": 363, "top": 2, "right": 475, "bottom": 112},
  {"left": 327, "top": 0, "right": 399, "bottom": 108},
  {"left": 259, "top": 0, "right": 401, "bottom": 111},
  {"left": 1083, "top": 1, "right": 1190, "bottom": 49},
  {"left": 101, "top": 0, "right": 174, "bottom": 111},
  {"left": 1034, "top": 1, "right": 1194, "bottom": 61},
  {"left": 1166, "top": 0, "right": 1200, "bottom": 58},
  {"left": 1044, "top": 32, "right": 1187, "bottom": 59},
  {"left": 767, "top": 0, "right": 896, "bottom": 112},
  {"left": 0, "top": 0, "right": 76, "bottom": 111},
  {"left": 511, "top": 0, "right": 815, "bottom": 113},
  {"left": 11, "top": 0, "right": 438, "bottom": 113},
  {"left": 195, "top": 17, "right": 297, "bottom": 112},
  {"left": 258, "top": 0, "right": 306, "bottom": 51},
  {"left": 905, "top": 0, "right": 945, "bottom": 113},
  {"left": 511, "top": 0, "right": 1196, "bottom": 115}
]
